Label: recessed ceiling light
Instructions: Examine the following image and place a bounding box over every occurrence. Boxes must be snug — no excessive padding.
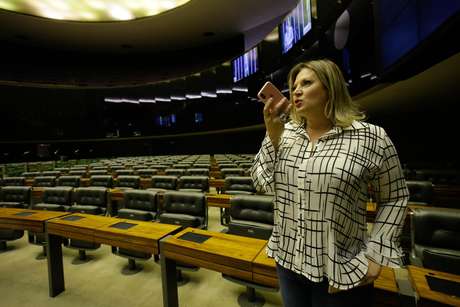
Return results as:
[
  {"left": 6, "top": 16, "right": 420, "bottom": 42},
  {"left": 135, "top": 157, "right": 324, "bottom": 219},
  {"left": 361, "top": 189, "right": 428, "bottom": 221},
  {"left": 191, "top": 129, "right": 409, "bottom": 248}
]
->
[{"left": 0, "top": 0, "right": 192, "bottom": 21}]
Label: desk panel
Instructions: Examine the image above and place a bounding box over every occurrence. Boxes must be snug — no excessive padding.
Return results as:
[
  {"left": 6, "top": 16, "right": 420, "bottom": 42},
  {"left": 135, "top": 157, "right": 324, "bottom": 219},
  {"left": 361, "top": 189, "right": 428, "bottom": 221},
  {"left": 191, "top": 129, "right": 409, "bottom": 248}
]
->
[
  {"left": 0, "top": 208, "right": 70, "bottom": 232},
  {"left": 408, "top": 265, "right": 460, "bottom": 306}
]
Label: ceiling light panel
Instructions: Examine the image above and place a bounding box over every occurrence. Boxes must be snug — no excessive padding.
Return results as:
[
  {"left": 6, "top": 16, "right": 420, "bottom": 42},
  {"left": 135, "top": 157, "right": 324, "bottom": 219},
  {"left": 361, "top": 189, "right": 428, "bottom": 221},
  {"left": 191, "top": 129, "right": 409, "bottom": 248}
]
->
[{"left": 0, "top": 0, "right": 191, "bottom": 21}]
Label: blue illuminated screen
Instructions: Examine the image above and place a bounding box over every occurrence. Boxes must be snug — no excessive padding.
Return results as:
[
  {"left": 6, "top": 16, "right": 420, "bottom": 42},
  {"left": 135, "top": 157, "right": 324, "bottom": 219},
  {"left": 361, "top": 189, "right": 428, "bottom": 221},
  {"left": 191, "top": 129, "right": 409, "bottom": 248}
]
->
[
  {"left": 194, "top": 112, "right": 204, "bottom": 124},
  {"left": 232, "top": 47, "right": 259, "bottom": 83},
  {"left": 155, "top": 114, "right": 176, "bottom": 128},
  {"left": 279, "top": 0, "right": 312, "bottom": 54}
]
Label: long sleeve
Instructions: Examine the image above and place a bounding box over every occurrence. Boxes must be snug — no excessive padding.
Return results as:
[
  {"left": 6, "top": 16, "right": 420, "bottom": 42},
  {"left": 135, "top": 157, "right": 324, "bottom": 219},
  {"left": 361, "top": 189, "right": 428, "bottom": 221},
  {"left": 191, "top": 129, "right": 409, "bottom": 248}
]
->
[
  {"left": 366, "top": 131, "right": 409, "bottom": 267},
  {"left": 250, "top": 133, "right": 277, "bottom": 194}
]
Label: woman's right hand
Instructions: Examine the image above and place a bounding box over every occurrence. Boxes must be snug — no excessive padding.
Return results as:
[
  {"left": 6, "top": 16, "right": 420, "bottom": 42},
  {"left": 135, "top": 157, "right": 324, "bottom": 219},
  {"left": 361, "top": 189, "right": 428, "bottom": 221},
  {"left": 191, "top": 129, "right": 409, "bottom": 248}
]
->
[{"left": 263, "top": 96, "right": 291, "bottom": 149}]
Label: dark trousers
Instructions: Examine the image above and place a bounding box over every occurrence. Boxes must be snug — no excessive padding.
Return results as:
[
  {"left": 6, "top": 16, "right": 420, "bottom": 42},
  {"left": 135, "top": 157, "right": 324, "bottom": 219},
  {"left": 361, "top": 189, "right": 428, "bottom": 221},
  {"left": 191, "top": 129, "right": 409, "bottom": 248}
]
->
[{"left": 276, "top": 264, "right": 374, "bottom": 307}]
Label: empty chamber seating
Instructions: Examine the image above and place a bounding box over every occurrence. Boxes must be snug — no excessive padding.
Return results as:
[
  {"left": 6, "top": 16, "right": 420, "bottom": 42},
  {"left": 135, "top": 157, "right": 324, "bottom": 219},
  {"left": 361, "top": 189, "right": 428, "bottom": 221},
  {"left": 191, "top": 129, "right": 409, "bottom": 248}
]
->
[
  {"left": 1, "top": 177, "right": 26, "bottom": 186},
  {"left": 56, "top": 175, "right": 80, "bottom": 187},
  {"left": 186, "top": 168, "right": 209, "bottom": 176},
  {"left": 112, "top": 190, "right": 159, "bottom": 274},
  {"left": 228, "top": 194, "right": 274, "bottom": 239},
  {"left": 0, "top": 186, "right": 32, "bottom": 208},
  {"left": 28, "top": 187, "right": 72, "bottom": 259},
  {"left": 89, "top": 175, "right": 113, "bottom": 188},
  {"left": 178, "top": 176, "right": 209, "bottom": 192},
  {"left": 406, "top": 180, "right": 433, "bottom": 205},
  {"left": 410, "top": 207, "right": 460, "bottom": 274},
  {"left": 150, "top": 175, "right": 178, "bottom": 191},
  {"left": 33, "top": 176, "right": 56, "bottom": 187},
  {"left": 159, "top": 191, "right": 207, "bottom": 229},
  {"left": 0, "top": 186, "right": 32, "bottom": 251},
  {"left": 115, "top": 175, "right": 140, "bottom": 189},
  {"left": 220, "top": 168, "right": 245, "bottom": 178},
  {"left": 137, "top": 168, "right": 158, "bottom": 177},
  {"left": 223, "top": 176, "right": 256, "bottom": 195},
  {"left": 66, "top": 187, "right": 108, "bottom": 263},
  {"left": 223, "top": 194, "right": 277, "bottom": 305}
]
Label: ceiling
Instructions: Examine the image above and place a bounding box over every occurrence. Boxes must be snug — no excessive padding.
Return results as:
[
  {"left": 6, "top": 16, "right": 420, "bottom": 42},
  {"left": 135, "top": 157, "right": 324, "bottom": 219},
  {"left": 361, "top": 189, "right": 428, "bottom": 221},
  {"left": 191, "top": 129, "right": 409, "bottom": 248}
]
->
[{"left": 0, "top": 0, "right": 298, "bottom": 86}]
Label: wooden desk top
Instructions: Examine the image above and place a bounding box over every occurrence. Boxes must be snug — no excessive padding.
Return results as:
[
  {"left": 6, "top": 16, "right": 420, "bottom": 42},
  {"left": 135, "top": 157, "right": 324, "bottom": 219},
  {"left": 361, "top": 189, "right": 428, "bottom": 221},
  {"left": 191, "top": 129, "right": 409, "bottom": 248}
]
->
[
  {"left": 163, "top": 228, "right": 267, "bottom": 280},
  {"left": 206, "top": 193, "right": 232, "bottom": 208},
  {"left": 47, "top": 213, "right": 180, "bottom": 254},
  {"left": 374, "top": 267, "right": 398, "bottom": 293},
  {"left": 251, "top": 244, "right": 397, "bottom": 292},
  {"left": 209, "top": 178, "right": 224, "bottom": 187},
  {"left": 95, "top": 219, "right": 181, "bottom": 254},
  {"left": 0, "top": 208, "right": 70, "bottom": 232},
  {"left": 408, "top": 265, "right": 460, "bottom": 306},
  {"left": 252, "top": 245, "right": 278, "bottom": 288}
]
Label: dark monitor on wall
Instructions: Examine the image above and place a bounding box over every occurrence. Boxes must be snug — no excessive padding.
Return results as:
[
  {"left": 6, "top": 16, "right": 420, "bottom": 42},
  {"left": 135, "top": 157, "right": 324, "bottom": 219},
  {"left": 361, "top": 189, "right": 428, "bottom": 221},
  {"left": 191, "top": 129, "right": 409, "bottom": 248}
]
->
[
  {"left": 279, "top": 0, "right": 312, "bottom": 54},
  {"left": 374, "top": 0, "right": 460, "bottom": 72},
  {"left": 232, "top": 46, "right": 259, "bottom": 83}
]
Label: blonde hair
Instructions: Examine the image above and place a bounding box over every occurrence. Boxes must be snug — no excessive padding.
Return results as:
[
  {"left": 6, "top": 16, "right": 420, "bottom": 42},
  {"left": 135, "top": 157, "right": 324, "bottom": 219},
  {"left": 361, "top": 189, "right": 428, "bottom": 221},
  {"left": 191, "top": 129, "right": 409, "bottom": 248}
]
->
[{"left": 287, "top": 59, "right": 365, "bottom": 127}]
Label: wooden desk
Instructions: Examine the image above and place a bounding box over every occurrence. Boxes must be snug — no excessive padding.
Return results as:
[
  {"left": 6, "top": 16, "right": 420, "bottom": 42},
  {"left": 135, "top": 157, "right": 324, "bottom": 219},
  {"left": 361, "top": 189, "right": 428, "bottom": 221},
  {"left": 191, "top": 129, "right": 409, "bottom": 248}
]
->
[
  {"left": 160, "top": 228, "right": 267, "bottom": 307},
  {"left": 206, "top": 193, "right": 231, "bottom": 209},
  {"left": 209, "top": 178, "right": 225, "bottom": 188},
  {"left": 206, "top": 193, "right": 232, "bottom": 225},
  {"left": 408, "top": 265, "right": 460, "bottom": 306},
  {"left": 0, "top": 208, "right": 70, "bottom": 233},
  {"left": 252, "top": 245, "right": 278, "bottom": 288},
  {"left": 46, "top": 214, "right": 181, "bottom": 297},
  {"left": 251, "top": 244, "right": 397, "bottom": 293}
]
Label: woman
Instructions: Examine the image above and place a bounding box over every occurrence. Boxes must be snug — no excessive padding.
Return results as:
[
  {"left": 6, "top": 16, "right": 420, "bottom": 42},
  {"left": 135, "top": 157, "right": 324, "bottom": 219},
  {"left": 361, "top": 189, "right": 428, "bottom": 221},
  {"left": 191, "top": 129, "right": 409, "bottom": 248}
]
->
[{"left": 251, "top": 59, "right": 409, "bottom": 306}]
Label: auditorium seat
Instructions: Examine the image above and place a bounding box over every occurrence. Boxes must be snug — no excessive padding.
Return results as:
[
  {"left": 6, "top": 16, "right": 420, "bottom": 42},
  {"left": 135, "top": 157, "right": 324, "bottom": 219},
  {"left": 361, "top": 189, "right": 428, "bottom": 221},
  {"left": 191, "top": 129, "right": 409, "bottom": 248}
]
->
[
  {"left": 159, "top": 191, "right": 207, "bottom": 228},
  {"left": 56, "top": 175, "right": 80, "bottom": 188},
  {"left": 89, "top": 175, "right": 113, "bottom": 188},
  {"left": 114, "top": 175, "right": 140, "bottom": 190},
  {"left": 410, "top": 207, "right": 460, "bottom": 275},
  {"left": 220, "top": 168, "right": 245, "bottom": 178},
  {"left": 66, "top": 187, "right": 108, "bottom": 264},
  {"left": 158, "top": 190, "right": 207, "bottom": 284},
  {"left": 69, "top": 170, "right": 87, "bottom": 177},
  {"left": 186, "top": 168, "right": 209, "bottom": 176},
  {"left": 1, "top": 176, "right": 26, "bottom": 186},
  {"left": 165, "top": 168, "right": 186, "bottom": 177},
  {"left": 223, "top": 176, "right": 256, "bottom": 195},
  {"left": 406, "top": 180, "right": 433, "bottom": 206},
  {"left": 137, "top": 168, "right": 158, "bottom": 178},
  {"left": 42, "top": 170, "right": 62, "bottom": 177},
  {"left": 0, "top": 186, "right": 32, "bottom": 252},
  {"left": 112, "top": 190, "right": 159, "bottom": 274},
  {"left": 0, "top": 186, "right": 32, "bottom": 208},
  {"left": 177, "top": 176, "right": 209, "bottom": 192},
  {"left": 28, "top": 187, "right": 72, "bottom": 259},
  {"left": 115, "top": 169, "right": 135, "bottom": 176},
  {"left": 150, "top": 175, "right": 178, "bottom": 191},
  {"left": 33, "top": 176, "right": 56, "bottom": 187},
  {"left": 89, "top": 169, "right": 108, "bottom": 176},
  {"left": 222, "top": 194, "right": 277, "bottom": 305},
  {"left": 21, "top": 171, "right": 41, "bottom": 178}
]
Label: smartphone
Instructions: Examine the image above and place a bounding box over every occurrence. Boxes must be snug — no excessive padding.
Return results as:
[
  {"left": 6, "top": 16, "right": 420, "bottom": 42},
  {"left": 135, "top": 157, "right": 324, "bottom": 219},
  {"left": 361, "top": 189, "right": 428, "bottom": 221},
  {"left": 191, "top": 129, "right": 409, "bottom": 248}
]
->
[
  {"left": 257, "top": 81, "right": 290, "bottom": 123},
  {"left": 257, "top": 81, "right": 286, "bottom": 104}
]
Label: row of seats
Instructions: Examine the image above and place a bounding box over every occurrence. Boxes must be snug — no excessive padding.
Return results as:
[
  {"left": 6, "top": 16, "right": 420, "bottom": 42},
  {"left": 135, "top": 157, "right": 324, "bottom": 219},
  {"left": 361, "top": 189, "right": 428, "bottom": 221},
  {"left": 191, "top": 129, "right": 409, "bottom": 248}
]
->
[{"left": 0, "top": 175, "right": 256, "bottom": 193}]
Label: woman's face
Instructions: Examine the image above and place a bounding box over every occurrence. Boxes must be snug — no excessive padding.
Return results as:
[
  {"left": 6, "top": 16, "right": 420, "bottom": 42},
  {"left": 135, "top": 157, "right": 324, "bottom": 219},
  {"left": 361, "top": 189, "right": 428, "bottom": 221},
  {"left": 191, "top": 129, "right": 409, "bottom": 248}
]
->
[{"left": 292, "top": 68, "right": 328, "bottom": 118}]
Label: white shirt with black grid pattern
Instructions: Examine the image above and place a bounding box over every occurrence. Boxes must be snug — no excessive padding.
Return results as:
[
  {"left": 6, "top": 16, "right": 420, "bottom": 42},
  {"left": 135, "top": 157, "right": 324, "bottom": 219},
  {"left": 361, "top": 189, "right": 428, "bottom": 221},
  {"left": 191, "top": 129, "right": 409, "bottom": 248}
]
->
[{"left": 251, "top": 120, "right": 409, "bottom": 290}]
